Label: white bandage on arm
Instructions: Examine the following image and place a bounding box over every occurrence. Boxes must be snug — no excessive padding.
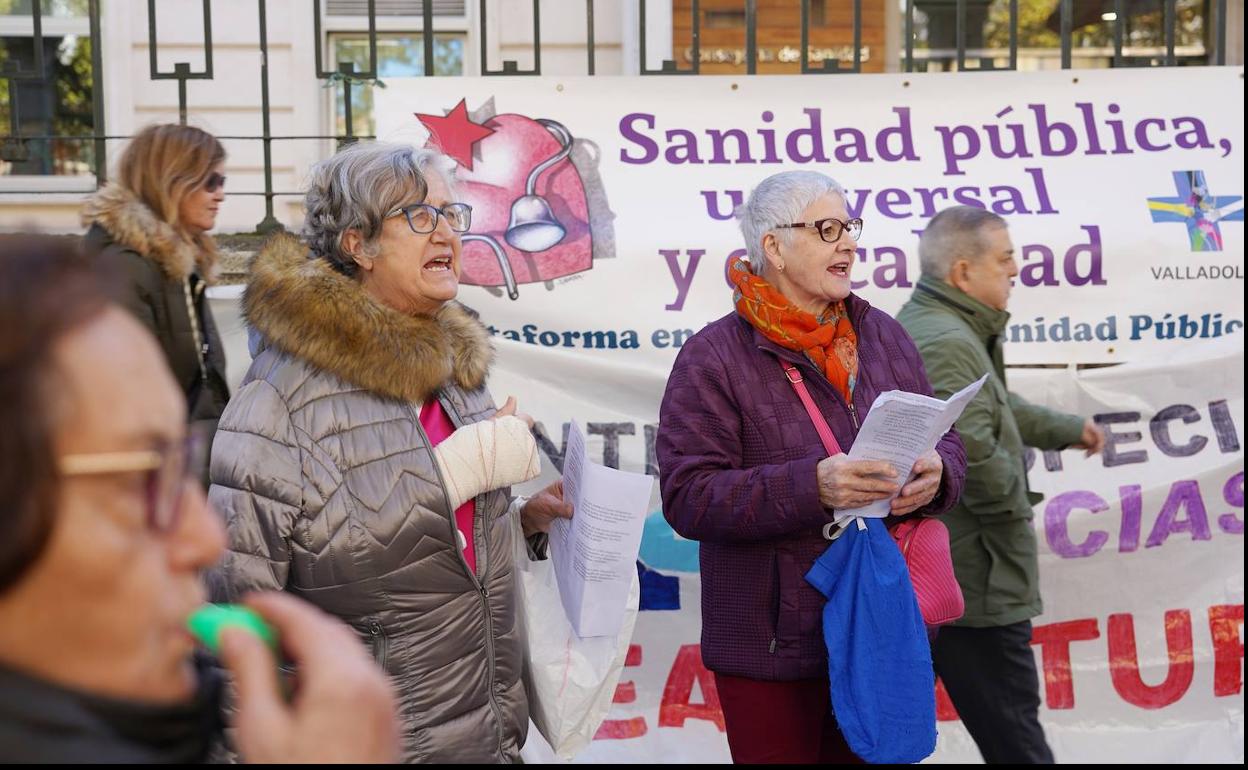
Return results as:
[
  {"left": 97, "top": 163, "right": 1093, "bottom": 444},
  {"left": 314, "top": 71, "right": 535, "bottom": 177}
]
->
[{"left": 433, "top": 415, "right": 542, "bottom": 509}]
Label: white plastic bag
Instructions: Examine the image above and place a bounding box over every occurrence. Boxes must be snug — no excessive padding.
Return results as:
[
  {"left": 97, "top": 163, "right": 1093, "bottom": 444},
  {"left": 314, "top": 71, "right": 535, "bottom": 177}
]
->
[{"left": 514, "top": 517, "right": 640, "bottom": 761}]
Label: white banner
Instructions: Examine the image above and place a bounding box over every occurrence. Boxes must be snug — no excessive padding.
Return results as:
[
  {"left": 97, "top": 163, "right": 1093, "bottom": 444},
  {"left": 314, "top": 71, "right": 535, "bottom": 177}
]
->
[
  {"left": 375, "top": 68, "right": 1245, "bottom": 366},
  {"left": 500, "top": 335, "right": 1244, "bottom": 765},
  {"left": 208, "top": 68, "right": 1245, "bottom": 764}
]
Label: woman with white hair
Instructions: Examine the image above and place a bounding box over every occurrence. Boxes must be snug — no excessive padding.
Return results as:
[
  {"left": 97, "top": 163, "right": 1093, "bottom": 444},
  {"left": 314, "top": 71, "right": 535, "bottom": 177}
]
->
[
  {"left": 209, "top": 142, "right": 571, "bottom": 763},
  {"left": 656, "top": 170, "right": 967, "bottom": 763}
]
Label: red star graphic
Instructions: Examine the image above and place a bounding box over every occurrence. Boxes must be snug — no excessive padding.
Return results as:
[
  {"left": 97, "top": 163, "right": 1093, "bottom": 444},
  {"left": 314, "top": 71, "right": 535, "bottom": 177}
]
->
[{"left": 414, "top": 98, "right": 495, "bottom": 171}]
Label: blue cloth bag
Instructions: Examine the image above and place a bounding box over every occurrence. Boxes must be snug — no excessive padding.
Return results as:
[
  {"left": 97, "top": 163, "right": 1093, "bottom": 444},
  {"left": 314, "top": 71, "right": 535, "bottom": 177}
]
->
[{"left": 805, "top": 517, "right": 937, "bottom": 764}]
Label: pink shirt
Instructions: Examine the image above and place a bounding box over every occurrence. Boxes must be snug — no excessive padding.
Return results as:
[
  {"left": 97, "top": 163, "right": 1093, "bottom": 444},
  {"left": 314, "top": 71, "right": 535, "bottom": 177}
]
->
[{"left": 419, "top": 399, "right": 477, "bottom": 574}]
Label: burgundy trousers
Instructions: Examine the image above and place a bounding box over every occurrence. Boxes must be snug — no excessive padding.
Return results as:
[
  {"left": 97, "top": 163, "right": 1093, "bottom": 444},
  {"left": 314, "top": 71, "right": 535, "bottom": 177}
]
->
[{"left": 714, "top": 672, "right": 865, "bottom": 765}]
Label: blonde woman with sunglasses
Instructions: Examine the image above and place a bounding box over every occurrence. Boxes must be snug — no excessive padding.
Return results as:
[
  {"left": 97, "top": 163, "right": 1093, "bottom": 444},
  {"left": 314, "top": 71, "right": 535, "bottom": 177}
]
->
[{"left": 81, "top": 124, "right": 231, "bottom": 482}]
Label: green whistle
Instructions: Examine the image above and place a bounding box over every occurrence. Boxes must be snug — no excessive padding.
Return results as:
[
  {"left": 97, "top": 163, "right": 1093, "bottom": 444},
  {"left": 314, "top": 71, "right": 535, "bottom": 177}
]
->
[{"left": 187, "top": 604, "right": 279, "bottom": 655}]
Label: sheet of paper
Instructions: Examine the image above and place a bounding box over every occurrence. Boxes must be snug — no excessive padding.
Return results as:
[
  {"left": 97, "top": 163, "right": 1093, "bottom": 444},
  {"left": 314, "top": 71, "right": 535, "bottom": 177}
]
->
[
  {"left": 837, "top": 374, "right": 989, "bottom": 520},
  {"left": 550, "top": 421, "right": 654, "bottom": 638}
]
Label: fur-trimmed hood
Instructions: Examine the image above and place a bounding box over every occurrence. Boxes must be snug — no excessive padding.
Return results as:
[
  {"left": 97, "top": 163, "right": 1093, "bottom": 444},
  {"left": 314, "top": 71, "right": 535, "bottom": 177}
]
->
[
  {"left": 81, "top": 183, "right": 217, "bottom": 282},
  {"left": 244, "top": 232, "right": 494, "bottom": 403}
]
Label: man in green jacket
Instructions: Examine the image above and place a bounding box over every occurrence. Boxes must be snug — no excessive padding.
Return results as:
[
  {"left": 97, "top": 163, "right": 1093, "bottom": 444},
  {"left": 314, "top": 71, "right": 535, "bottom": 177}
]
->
[{"left": 897, "top": 206, "right": 1105, "bottom": 764}]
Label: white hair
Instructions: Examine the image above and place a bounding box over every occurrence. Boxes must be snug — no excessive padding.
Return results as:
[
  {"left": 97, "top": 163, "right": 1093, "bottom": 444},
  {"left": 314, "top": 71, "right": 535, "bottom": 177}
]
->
[
  {"left": 736, "top": 171, "right": 845, "bottom": 274},
  {"left": 303, "top": 141, "right": 458, "bottom": 277}
]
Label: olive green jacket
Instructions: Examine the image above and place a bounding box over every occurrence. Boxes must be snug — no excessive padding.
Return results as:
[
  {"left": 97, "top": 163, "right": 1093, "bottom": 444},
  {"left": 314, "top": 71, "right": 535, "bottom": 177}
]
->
[{"left": 897, "top": 276, "right": 1084, "bottom": 626}]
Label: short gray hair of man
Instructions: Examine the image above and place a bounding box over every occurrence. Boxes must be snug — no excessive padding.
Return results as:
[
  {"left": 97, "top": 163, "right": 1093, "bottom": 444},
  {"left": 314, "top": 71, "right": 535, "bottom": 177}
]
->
[
  {"left": 918, "top": 205, "right": 1008, "bottom": 280},
  {"left": 735, "top": 171, "right": 846, "bottom": 274},
  {"left": 303, "top": 142, "right": 458, "bottom": 277}
]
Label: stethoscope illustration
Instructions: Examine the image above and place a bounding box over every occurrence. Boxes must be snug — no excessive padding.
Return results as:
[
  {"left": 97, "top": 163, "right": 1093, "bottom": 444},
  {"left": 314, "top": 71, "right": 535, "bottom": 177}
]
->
[{"left": 463, "top": 118, "right": 573, "bottom": 300}]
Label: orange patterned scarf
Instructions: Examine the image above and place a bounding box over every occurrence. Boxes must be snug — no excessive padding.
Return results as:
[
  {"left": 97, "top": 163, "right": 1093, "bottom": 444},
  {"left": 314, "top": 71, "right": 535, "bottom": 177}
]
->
[{"left": 729, "top": 258, "right": 858, "bottom": 403}]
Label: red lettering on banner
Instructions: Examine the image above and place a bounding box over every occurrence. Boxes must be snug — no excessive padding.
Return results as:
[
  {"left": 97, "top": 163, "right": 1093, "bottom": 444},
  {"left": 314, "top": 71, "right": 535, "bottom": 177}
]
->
[
  {"left": 594, "top": 716, "right": 647, "bottom": 740},
  {"left": 625, "top": 644, "right": 643, "bottom": 666},
  {"left": 1030, "top": 618, "right": 1101, "bottom": 709},
  {"left": 596, "top": 604, "right": 1239, "bottom": 740},
  {"left": 1208, "top": 604, "right": 1245, "bottom": 697},
  {"left": 1108, "top": 611, "right": 1194, "bottom": 709},
  {"left": 594, "top": 644, "right": 647, "bottom": 740},
  {"left": 658, "top": 644, "right": 725, "bottom": 731},
  {"left": 935, "top": 677, "right": 959, "bottom": 721}
]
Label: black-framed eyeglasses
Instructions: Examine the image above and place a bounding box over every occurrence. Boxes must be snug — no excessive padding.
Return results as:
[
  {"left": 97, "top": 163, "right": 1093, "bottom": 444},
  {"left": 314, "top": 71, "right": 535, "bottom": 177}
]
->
[
  {"left": 203, "top": 173, "right": 226, "bottom": 193},
  {"left": 775, "top": 217, "right": 864, "bottom": 243},
  {"left": 58, "top": 425, "right": 209, "bottom": 535},
  {"left": 386, "top": 202, "right": 473, "bottom": 235}
]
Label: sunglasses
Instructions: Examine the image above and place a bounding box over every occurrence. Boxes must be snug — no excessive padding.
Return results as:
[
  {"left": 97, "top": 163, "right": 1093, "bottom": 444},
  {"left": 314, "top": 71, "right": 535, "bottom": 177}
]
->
[{"left": 203, "top": 172, "right": 227, "bottom": 193}]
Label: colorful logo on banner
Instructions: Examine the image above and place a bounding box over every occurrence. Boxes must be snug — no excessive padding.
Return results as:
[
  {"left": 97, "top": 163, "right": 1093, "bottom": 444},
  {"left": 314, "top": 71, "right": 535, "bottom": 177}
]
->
[
  {"left": 415, "top": 98, "right": 611, "bottom": 299},
  {"left": 1147, "top": 170, "right": 1244, "bottom": 252},
  {"left": 636, "top": 512, "right": 701, "bottom": 611}
]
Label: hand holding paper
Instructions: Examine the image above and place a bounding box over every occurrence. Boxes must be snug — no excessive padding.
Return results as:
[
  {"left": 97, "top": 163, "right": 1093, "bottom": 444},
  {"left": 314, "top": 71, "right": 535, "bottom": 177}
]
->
[
  {"left": 890, "top": 449, "right": 944, "bottom": 515},
  {"left": 836, "top": 374, "right": 988, "bottom": 520},
  {"left": 815, "top": 454, "right": 900, "bottom": 510},
  {"left": 521, "top": 479, "right": 573, "bottom": 536}
]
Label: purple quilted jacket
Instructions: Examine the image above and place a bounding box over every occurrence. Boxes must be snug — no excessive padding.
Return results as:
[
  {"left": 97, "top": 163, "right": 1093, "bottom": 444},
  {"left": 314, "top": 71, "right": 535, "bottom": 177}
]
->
[{"left": 656, "top": 295, "right": 967, "bottom": 681}]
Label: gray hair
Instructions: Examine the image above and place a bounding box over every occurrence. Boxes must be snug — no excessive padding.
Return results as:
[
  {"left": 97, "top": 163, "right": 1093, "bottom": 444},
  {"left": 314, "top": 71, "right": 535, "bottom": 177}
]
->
[
  {"left": 303, "top": 142, "right": 458, "bottom": 277},
  {"left": 736, "top": 171, "right": 845, "bottom": 274},
  {"left": 918, "top": 206, "right": 1008, "bottom": 280}
]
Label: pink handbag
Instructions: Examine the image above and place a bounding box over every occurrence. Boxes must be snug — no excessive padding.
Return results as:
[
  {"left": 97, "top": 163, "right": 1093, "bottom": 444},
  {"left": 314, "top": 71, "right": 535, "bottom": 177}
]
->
[
  {"left": 887, "top": 517, "right": 965, "bottom": 626},
  {"left": 780, "top": 361, "right": 965, "bottom": 627}
]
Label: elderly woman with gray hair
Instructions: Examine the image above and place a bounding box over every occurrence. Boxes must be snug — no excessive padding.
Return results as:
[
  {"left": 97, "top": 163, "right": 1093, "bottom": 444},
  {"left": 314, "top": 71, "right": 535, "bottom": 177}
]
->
[
  {"left": 209, "top": 142, "right": 571, "bottom": 763},
  {"left": 655, "top": 170, "right": 966, "bottom": 763}
]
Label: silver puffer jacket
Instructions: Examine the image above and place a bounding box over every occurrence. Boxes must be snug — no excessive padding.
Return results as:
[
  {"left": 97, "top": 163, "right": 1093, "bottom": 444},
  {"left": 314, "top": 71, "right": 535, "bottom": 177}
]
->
[{"left": 209, "top": 233, "right": 526, "bottom": 763}]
